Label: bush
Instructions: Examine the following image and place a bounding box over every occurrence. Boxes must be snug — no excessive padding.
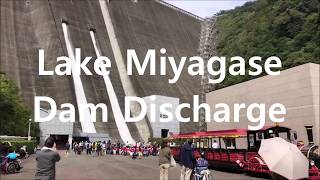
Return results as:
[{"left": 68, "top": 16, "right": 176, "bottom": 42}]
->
[
  {"left": 148, "top": 137, "right": 186, "bottom": 147},
  {"left": 148, "top": 137, "right": 164, "bottom": 146}
]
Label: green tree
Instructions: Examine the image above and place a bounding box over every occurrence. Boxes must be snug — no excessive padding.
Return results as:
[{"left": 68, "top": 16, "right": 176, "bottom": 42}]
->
[{"left": 0, "top": 73, "right": 38, "bottom": 136}]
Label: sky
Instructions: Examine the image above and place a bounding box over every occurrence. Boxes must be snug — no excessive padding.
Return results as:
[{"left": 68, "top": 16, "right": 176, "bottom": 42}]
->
[{"left": 164, "top": 0, "right": 254, "bottom": 18}]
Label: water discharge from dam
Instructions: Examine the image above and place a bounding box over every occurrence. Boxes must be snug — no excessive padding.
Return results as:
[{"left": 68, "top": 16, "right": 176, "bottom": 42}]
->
[
  {"left": 61, "top": 22, "right": 96, "bottom": 133},
  {"left": 89, "top": 30, "right": 135, "bottom": 145}
]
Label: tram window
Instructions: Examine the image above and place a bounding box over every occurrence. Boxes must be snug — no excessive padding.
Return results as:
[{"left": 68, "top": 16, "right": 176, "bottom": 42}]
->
[
  {"left": 257, "top": 132, "right": 264, "bottom": 140},
  {"left": 193, "top": 139, "right": 200, "bottom": 148},
  {"left": 203, "top": 139, "right": 209, "bottom": 148},
  {"left": 196, "top": 139, "right": 208, "bottom": 148},
  {"left": 249, "top": 134, "right": 255, "bottom": 148},
  {"left": 211, "top": 138, "right": 219, "bottom": 149},
  {"left": 196, "top": 142, "right": 200, "bottom": 148},
  {"left": 200, "top": 141, "right": 204, "bottom": 148},
  {"left": 223, "top": 138, "right": 236, "bottom": 149},
  {"left": 236, "top": 137, "right": 247, "bottom": 149},
  {"left": 268, "top": 130, "right": 273, "bottom": 134},
  {"left": 279, "top": 132, "right": 289, "bottom": 141}
]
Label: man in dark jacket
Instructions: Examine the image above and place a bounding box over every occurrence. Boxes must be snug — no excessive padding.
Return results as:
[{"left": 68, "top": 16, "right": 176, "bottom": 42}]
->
[
  {"left": 35, "top": 137, "right": 60, "bottom": 180},
  {"left": 180, "top": 140, "right": 195, "bottom": 180}
]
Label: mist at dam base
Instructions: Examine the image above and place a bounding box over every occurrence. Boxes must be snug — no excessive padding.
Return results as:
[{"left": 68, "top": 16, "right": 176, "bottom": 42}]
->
[{"left": 34, "top": 95, "right": 286, "bottom": 131}]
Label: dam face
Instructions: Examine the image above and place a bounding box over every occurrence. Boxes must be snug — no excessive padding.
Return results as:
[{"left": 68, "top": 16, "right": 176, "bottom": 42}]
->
[{"left": 0, "top": 0, "right": 201, "bottom": 142}]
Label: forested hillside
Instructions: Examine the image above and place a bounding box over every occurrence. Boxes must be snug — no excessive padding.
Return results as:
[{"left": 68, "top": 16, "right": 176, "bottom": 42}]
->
[{"left": 215, "top": 0, "right": 319, "bottom": 88}]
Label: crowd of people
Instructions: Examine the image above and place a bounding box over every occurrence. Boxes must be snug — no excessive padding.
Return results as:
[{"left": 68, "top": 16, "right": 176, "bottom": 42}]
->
[
  {"left": 2, "top": 138, "right": 209, "bottom": 180},
  {"left": 70, "top": 140, "right": 160, "bottom": 158},
  {"left": 35, "top": 138, "right": 205, "bottom": 180}
]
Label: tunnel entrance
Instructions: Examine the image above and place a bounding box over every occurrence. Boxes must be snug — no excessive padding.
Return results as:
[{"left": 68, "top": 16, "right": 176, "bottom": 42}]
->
[
  {"left": 161, "top": 129, "right": 169, "bottom": 138},
  {"left": 50, "top": 135, "right": 69, "bottom": 150}
]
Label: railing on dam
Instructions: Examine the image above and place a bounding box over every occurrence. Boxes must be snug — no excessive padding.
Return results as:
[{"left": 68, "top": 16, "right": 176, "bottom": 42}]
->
[{"left": 156, "top": 0, "right": 204, "bottom": 21}]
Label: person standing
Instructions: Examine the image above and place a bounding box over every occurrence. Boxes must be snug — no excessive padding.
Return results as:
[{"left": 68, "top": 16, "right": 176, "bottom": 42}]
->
[
  {"left": 65, "top": 141, "right": 70, "bottom": 157},
  {"left": 180, "top": 140, "right": 195, "bottom": 180},
  {"left": 79, "top": 141, "right": 83, "bottom": 154},
  {"left": 159, "top": 141, "right": 171, "bottom": 180},
  {"left": 85, "top": 141, "right": 89, "bottom": 155},
  {"left": 107, "top": 140, "right": 112, "bottom": 154},
  {"left": 97, "top": 142, "right": 102, "bottom": 156},
  {"left": 102, "top": 141, "right": 106, "bottom": 155},
  {"left": 35, "top": 137, "right": 61, "bottom": 180},
  {"left": 74, "top": 143, "right": 80, "bottom": 155},
  {"left": 89, "top": 141, "right": 92, "bottom": 155},
  {"left": 73, "top": 142, "right": 77, "bottom": 155},
  {"left": 92, "top": 142, "right": 97, "bottom": 157}
]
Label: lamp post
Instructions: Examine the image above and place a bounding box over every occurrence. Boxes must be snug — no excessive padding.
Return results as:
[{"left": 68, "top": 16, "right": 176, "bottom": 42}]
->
[{"left": 28, "top": 118, "right": 32, "bottom": 141}]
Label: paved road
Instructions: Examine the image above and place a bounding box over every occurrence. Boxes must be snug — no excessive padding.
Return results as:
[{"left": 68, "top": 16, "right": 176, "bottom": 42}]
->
[{"left": 2, "top": 151, "right": 266, "bottom": 180}]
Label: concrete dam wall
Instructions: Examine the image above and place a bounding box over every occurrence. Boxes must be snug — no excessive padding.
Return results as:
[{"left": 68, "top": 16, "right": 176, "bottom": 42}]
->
[{"left": 0, "top": 0, "right": 202, "bottom": 142}]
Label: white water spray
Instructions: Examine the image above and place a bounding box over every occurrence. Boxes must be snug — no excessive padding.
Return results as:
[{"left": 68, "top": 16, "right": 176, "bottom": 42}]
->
[
  {"left": 99, "top": 0, "right": 150, "bottom": 142},
  {"left": 89, "top": 30, "right": 135, "bottom": 145},
  {"left": 61, "top": 22, "right": 96, "bottom": 133}
]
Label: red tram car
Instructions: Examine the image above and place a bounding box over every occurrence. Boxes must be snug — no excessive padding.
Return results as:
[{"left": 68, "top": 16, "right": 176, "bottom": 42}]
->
[{"left": 169, "top": 126, "right": 320, "bottom": 179}]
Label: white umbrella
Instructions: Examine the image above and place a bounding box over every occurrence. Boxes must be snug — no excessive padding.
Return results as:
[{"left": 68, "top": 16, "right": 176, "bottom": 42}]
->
[{"left": 258, "top": 137, "right": 309, "bottom": 180}]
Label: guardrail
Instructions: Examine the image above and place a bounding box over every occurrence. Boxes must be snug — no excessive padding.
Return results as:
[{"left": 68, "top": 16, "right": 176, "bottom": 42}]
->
[
  {"left": 155, "top": 0, "right": 204, "bottom": 21},
  {"left": 0, "top": 136, "right": 31, "bottom": 141}
]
